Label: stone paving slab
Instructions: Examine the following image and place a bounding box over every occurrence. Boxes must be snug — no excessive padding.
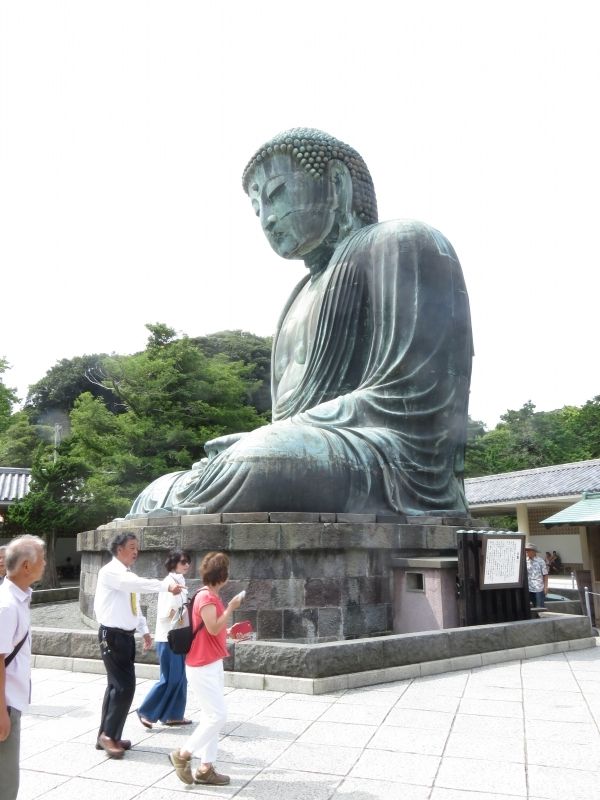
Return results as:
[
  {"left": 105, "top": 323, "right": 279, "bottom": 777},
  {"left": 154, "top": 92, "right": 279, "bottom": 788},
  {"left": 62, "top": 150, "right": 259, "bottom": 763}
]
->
[{"left": 16, "top": 639, "right": 600, "bottom": 799}]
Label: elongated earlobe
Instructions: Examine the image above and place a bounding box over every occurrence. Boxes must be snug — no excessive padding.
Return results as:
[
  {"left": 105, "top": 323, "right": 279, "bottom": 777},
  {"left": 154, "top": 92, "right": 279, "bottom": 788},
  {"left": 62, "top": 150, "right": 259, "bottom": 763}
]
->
[{"left": 329, "top": 159, "right": 353, "bottom": 237}]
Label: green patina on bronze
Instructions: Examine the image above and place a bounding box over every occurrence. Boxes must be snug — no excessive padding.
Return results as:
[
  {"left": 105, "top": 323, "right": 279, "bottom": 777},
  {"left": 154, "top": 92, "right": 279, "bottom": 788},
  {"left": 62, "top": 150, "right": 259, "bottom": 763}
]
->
[
  {"left": 129, "top": 127, "right": 473, "bottom": 518},
  {"left": 242, "top": 127, "right": 378, "bottom": 225}
]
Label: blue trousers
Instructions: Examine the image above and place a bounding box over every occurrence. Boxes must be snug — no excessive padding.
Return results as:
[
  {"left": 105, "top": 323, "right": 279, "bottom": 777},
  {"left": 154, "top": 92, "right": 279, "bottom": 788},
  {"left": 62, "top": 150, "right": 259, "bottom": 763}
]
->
[{"left": 138, "top": 642, "right": 187, "bottom": 723}]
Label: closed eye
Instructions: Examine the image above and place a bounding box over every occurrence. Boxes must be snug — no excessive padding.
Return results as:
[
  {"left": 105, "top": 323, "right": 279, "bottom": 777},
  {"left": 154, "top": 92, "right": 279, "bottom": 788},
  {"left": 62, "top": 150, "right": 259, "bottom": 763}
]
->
[{"left": 265, "top": 176, "right": 286, "bottom": 201}]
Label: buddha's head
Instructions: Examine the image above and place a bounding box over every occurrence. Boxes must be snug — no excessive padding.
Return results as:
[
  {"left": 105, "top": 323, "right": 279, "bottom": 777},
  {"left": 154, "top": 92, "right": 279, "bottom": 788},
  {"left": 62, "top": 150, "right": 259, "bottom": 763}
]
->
[{"left": 242, "top": 128, "right": 378, "bottom": 266}]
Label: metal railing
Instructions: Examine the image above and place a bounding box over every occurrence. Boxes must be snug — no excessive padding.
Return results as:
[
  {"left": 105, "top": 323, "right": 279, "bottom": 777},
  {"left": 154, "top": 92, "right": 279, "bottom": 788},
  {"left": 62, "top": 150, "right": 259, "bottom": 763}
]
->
[{"left": 583, "top": 587, "right": 600, "bottom": 625}]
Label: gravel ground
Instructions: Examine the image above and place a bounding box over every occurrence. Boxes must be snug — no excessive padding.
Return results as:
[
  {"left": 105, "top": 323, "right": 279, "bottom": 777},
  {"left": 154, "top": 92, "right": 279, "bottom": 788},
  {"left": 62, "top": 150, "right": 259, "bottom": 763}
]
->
[{"left": 30, "top": 600, "right": 93, "bottom": 630}]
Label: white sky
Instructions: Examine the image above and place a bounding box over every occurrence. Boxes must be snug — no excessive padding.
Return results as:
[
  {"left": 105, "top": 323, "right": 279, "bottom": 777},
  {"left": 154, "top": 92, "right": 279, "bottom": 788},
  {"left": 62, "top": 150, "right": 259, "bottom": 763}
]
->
[{"left": 1, "top": 0, "right": 598, "bottom": 429}]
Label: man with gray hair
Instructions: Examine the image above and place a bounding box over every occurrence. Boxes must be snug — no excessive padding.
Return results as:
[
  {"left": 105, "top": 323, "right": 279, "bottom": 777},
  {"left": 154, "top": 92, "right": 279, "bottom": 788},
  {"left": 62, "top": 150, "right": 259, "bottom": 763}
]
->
[
  {"left": 94, "top": 532, "right": 183, "bottom": 759},
  {"left": 0, "top": 534, "right": 46, "bottom": 800}
]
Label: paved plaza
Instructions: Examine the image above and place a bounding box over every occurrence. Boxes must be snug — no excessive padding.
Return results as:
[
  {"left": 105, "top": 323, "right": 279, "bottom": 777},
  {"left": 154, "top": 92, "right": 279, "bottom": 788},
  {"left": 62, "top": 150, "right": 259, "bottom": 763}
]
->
[{"left": 14, "top": 640, "right": 600, "bottom": 800}]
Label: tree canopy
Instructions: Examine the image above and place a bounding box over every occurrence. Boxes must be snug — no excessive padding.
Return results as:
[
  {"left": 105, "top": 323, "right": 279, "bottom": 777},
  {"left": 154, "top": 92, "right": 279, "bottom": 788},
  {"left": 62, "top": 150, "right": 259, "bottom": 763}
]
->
[
  {"left": 464, "top": 398, "right": 600, "bottom": 477},
  {"left": 192, "top": 329, "right": 272, "bottom": 416},
  {"left": 25, "top": 353, "right": 126, "bottom": 420},
  {"left": 0, "top": 357, "right": 18, "bottom": 434},
  {"left": 63, "top": 325, "right": 268, "bottom": 508},
  {"left": 2, "top": 326, "right": 269, "bottom": 545}
]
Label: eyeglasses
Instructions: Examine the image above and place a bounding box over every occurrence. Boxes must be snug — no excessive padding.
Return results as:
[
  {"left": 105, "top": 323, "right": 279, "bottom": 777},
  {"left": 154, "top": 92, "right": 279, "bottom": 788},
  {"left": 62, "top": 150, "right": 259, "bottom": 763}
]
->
[{"left": 179, "top": 558, "right": 190, "bottom": 565}]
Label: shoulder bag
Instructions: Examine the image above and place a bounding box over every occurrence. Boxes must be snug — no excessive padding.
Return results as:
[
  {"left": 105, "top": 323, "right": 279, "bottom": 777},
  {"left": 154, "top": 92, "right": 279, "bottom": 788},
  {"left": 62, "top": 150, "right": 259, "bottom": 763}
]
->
[
  {"left": 5, "top": 631, "right": 28, "bottom": 667},
  {"left": 167, "top": 589, "right": 205, "bottom": 655}
]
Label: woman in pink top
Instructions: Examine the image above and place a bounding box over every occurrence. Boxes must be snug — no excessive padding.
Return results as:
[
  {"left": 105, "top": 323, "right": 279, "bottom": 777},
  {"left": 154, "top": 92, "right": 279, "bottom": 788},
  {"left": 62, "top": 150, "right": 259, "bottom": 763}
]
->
[{"left": 168, "top": 552, "right": 243, "bottom": 786}]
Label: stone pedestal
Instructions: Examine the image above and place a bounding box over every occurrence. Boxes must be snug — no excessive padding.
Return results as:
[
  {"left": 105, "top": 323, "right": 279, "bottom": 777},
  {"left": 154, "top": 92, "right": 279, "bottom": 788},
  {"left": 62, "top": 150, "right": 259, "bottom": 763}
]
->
[{"left": 77, "top": 512, "right": 470, "bottom": 641}]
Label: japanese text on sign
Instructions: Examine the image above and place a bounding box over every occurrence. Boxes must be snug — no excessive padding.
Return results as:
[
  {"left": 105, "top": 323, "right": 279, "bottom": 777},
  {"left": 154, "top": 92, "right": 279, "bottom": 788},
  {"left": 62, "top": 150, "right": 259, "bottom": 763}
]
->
[{"left": 483, "top": 538, "right": 522, "bottom": 586}]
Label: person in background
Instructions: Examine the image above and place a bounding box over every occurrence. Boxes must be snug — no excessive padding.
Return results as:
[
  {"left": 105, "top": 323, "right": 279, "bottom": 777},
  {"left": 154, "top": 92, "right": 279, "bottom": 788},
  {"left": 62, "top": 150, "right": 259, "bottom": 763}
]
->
[
  {"left": 552, "top": 550, "right": 562, "bottom": 574},
  {"left": 168, "top": 552, "right": 243, "bottom": 786},
  {"left": 525, "top": 543, "right": 548, "bottom": 608},
  {"left": 0, "top": 545, "right": 7, "bottom": 585},
  {"left": 94, "top": 532, "right": 183, "bottom": 759},
  {"left": 0, "top": 535, "right": 46, "bottom": 800},
  {"left": 137, "top": 549, "right": 192, "bottom": 728}
]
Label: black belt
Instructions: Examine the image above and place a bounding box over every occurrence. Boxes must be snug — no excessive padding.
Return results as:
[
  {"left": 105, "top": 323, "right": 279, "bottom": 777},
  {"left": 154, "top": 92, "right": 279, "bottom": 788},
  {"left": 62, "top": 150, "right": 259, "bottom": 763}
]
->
[{"left": 100, "top": 625, "right": 136, "bottom": 635}]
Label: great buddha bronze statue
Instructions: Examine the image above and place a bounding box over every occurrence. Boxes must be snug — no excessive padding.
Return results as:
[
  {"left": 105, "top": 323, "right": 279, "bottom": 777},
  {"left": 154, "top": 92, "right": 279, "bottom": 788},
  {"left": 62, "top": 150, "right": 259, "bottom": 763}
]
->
[{"left": 129, "top": 128, "right": 473, "bottom": 518}]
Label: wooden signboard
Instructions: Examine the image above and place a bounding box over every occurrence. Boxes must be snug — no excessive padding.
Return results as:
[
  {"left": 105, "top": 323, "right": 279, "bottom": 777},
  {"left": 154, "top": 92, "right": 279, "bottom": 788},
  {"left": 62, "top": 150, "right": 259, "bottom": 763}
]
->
[{"left": 457, "top": 530, "right": 531, "bottom": 626}]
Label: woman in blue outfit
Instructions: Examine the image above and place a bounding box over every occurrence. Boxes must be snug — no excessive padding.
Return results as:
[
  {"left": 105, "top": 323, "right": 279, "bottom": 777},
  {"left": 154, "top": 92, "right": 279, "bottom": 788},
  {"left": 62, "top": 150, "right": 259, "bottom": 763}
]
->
[{"left": 137, "top": 549, "right": 192, "bottom": 727}]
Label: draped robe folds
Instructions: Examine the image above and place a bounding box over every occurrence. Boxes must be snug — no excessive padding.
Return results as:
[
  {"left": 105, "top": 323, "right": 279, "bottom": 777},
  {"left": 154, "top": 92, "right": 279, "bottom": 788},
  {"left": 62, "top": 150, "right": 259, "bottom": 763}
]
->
[{"left": 128, "top": 219, "right": 473, "bottom": 517}]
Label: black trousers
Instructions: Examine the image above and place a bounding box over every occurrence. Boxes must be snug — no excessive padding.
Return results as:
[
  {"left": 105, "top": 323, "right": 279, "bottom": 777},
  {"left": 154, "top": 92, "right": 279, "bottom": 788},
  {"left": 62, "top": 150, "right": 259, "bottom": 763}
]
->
[{"left": 98, "top": 626, "right": 136, "bottom": 740}]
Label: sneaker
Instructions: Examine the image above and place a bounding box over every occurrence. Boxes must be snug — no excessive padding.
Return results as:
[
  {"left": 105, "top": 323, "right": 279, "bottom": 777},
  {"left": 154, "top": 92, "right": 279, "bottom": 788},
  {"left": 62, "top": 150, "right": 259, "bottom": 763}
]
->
[
  {"left": 169, "top": 750, "right": 193, "bottom": 785},
  {"left": 194, "top": 765, "right": 230, "bottom": 786}
]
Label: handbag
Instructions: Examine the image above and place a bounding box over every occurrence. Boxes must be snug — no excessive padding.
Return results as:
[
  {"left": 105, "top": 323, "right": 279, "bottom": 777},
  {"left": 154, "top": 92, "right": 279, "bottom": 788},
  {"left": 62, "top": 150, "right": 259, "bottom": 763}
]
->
[{"left": 167, "top": 590, "right": 205, "bottom": 655}]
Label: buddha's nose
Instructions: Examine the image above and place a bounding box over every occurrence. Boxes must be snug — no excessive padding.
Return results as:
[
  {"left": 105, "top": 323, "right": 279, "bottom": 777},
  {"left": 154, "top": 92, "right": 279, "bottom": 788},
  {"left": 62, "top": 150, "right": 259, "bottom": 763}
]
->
[{"left": 265, "top": 214, "right": 277, "bottom": 230}]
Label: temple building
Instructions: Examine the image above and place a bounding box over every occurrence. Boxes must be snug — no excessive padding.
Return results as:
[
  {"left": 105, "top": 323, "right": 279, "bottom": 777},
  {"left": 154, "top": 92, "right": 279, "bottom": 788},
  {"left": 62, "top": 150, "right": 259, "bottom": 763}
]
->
[{"left": 466, "top": 458, "right": 600, "bottom": 571}]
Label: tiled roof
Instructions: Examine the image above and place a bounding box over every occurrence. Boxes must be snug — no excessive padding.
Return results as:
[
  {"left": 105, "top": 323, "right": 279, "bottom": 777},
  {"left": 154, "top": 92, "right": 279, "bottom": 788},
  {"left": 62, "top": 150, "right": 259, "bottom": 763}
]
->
[
  {"left": 465, "top": 458, "right": 600, "bottom": 505},
  {"left": 0, "top": 467, "right": 32, "bottom": 504},
  {"left": 541, "top": 492, "right": 600, "bottom": 526}
]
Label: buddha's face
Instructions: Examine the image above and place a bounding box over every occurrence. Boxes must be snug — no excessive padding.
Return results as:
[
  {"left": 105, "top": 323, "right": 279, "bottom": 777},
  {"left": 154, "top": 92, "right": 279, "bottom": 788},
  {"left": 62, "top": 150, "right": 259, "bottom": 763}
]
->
[{"left": 247, "top": 154, "right": 338, "bottom": 260}]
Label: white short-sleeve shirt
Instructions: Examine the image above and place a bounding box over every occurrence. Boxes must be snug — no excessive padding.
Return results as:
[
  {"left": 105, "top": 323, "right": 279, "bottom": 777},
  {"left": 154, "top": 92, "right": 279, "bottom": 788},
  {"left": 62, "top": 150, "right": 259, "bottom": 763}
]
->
[
  {"left": 0, "top": 578, "right": 33, "bottom": 712},
  {"left": 154, "top": 573, "right": 188, "bottom": 642}
]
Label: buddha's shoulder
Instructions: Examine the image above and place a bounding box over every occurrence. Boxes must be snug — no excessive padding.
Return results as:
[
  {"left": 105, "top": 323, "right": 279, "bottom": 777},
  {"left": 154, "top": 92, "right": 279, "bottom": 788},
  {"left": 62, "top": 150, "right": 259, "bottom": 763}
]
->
[
  {"left": 350, "top": 219, "right": 456, "bottom": 259},
  {"left": 361, "top": 218, "right": 449, "bottom": 242}
]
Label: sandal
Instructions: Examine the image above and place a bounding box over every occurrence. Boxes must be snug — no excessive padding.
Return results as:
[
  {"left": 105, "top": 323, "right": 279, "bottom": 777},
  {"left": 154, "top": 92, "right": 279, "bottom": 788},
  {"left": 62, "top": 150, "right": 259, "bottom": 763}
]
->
[
  {"left": 137, "top": 712, "right": 153, "bottom": 729},
  {"left": 164, "top": 719, "right": 193, "bottom": 726}
]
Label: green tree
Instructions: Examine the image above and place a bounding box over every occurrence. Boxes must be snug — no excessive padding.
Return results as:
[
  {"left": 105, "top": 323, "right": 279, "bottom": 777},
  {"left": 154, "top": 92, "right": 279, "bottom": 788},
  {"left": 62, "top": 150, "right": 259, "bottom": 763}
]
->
[
  {"left": 7, "top": 448, "right": 89, "bottom": 587},
  {"left": 25, "top": 353, "right": 122, "bottom": 423},
  {"left": 464, "top": 416, "right": 488, "bottom": 477},
  {"left": 568, "top": 396, "right": 600, "bottom": 459},
  {"left": 193, "top": 329, "right": 273, "bottom": 416},
  {"left": 464, "top": 399, "right": 600, "bottom": 478},
  {"left": 101, "top": 326, "right": 265, "bottom": 454},
  {"left": 0, "top": 357, "right": 18, "bottom": 434},
  {"left": 67, "top": 393, "right": 136, "bottom": 516},
  {"left": 62, "top": 325, "right": 268, "bottom": 510},
  {"left": 3, "top": 324, "right": 270, "bottom": 547},
  {"left": 465, "top": 402, "right": 550, "bottom": 476},
  {"left": 0, "top": 411, "right": 53, "bottom": 467}
]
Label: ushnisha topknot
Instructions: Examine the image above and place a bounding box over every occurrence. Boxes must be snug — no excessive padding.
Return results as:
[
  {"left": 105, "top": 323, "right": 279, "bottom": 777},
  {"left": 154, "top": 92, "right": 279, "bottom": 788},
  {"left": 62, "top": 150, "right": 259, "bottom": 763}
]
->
[{"left": 242, "top": 127, "right": 378, "bottom": 225}]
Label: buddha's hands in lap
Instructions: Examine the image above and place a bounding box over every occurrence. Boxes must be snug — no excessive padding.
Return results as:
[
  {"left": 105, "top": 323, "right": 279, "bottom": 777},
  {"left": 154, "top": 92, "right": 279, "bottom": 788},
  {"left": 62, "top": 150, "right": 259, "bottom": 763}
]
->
[{"left": 204, "top": 432, "right": 248, "bottom": 462}]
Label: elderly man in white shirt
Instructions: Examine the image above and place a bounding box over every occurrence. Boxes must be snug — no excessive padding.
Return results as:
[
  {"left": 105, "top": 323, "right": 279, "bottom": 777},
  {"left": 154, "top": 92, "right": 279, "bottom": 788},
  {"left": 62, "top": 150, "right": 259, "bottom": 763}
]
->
[
  {"left": 94, "top": 532, "right": 182, "bottom": 759},
  {"left": 0, "top": 535, "right": 46, "bottom": 800}
]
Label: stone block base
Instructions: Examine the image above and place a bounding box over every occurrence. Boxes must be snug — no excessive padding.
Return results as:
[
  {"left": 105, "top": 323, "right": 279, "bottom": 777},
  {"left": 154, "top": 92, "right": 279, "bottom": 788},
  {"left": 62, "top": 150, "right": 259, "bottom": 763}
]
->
[{"left": 78, "top": 515, "right": 470, "bottom": 641}]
